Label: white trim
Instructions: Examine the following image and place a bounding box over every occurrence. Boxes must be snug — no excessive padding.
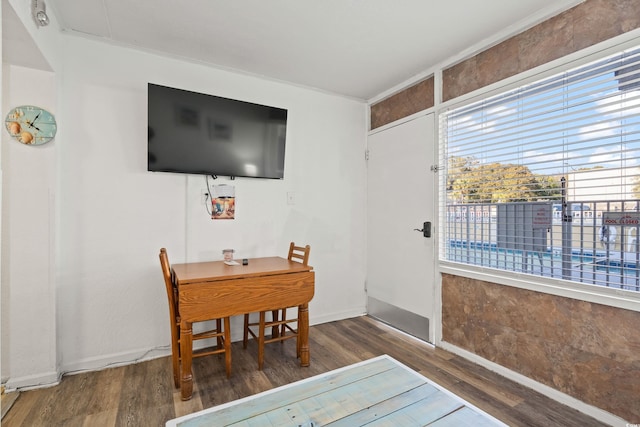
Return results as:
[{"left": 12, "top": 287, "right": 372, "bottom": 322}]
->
[
  {"left": 309, "top": 308, "right": 367, "bottom": 326},
  {"left": 6, "top": 310, "right": 367, "bottom": 392},
  {"left": 58, "top": 346, "right": 171, "bottom": 383},
  {"left": 438, "top": 341, "right": 629, "bottom": 427},
  {"left": 4, "top": 370, "right": 60, "bottom": 392}
]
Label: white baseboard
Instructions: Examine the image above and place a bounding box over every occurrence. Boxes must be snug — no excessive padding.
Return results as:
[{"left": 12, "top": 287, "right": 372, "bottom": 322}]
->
[
  {"left": 310, "top": 308, "right": 367, "bottom": 326},
  {"left": 7, "top": 310, "right": 367, "bottom": 392},
  {"left": 438, "top": 341, "right": 628, "bottom": 427},
  {"left": 5, "top": 350, "right": 170, "bottom": 392},
  {"left": 4, "top": 370, "right": 60, "bottom": 392},
  {"left": 58, "top": 346, "right": 171, "bottom": 381}
]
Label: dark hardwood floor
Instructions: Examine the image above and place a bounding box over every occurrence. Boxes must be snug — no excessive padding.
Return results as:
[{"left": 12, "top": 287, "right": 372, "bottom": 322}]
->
[{"left": 2, "top": 316, "right": 607, "bottom": 426}]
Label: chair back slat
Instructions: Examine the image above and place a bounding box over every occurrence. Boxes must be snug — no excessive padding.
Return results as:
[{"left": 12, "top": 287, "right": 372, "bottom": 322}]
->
[
  {"left": 288, "top": 242, "right": 310, "bottom": 266},
  {"left": 159, "top": 248, "right": 179, "bottom": 323}
]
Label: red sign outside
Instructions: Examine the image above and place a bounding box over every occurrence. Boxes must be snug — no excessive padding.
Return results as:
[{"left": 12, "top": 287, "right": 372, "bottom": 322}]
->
[{"left": 602, "top": 212, "right": 640, "bottom": 226}]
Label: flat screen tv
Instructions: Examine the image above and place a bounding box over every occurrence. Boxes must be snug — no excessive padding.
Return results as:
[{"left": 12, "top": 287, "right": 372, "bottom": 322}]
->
[{"left": 148, "top": 83, "right": 287, "bottom": 179}]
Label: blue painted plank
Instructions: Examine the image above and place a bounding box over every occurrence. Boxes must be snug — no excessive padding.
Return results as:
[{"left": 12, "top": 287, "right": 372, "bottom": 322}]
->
[
  {"left": 223, "top": 366, "right": 427, "bottom": 426},
  {"left": 429, "top": 406, "right": 503, "bottom": 427},
  {"left": 327, "top": 383, "right": 449, "bottom": 426},
  {"left": 359, "top": 391, "right": 465, "bottom": 427}
]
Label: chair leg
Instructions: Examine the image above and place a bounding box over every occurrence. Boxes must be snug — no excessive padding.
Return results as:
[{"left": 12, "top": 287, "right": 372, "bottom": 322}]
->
[
  {"left": 270, "top": 310, "right": 279, "bottom": 339},
  {"left": 171, "top": 339, "right": 180, "bottom": 388},
  {"left": 258, "top": 311, "right": 266, "bottom": 370},
  {"left": 243, "top": 313, "right": 250, "bottom": 349},
  {"left": 170, "top": 324, "right": 181, "bottom": 388},
  {"left": 280, "top": 308, "right": 287, "bottom": 341},
  {"left": 224, "top": 317, "right": 232, "bottom": 378},
  {"left": 216, "top": 318, "right": 223, "bottom": 348},
  {"left": 296, "top": 307, "right": 301, "bottom": 358}
]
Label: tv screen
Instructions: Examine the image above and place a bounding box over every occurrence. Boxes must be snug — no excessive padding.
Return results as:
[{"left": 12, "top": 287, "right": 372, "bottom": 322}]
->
[{"left": 148, "top": 83, "right": 287, "bottom": 179}]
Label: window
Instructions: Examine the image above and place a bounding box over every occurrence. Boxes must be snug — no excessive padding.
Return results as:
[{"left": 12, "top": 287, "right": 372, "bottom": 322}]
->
[{"left": 439, "top": 44, "right": 640, "bottom": 293}]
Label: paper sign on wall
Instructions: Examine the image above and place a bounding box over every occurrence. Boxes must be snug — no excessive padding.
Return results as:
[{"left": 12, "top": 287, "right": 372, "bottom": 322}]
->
[{"left": 211, "top": 185, "right": 235, "bottom": 220}]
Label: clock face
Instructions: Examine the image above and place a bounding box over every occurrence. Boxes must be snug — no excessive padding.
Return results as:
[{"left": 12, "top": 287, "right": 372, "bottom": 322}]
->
[{"left": 5, "top": 105, "right": 57, "bottom": 145}]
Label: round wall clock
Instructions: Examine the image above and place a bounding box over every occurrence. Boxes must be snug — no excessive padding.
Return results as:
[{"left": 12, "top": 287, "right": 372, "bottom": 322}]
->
[{"left": 5, "top": 105, "right": 57, "bottom": 145}]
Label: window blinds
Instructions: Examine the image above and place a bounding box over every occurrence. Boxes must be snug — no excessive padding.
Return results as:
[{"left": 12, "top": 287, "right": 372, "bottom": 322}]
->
[{"left": 441, "top": 47, "right": 640, "bottom": 204}]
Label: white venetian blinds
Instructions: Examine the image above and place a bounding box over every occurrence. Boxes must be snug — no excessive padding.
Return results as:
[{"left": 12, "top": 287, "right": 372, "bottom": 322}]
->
[{"left": 440, "top": 45, "right": 640, "bottom": 206}]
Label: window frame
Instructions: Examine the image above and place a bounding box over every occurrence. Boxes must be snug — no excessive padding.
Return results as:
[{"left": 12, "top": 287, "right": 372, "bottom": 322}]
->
[{"left": 436, "top": 31, "right": 640, "bottom": 312}]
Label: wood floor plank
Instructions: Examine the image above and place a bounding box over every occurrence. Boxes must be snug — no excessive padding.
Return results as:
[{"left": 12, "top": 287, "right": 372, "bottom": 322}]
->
[
  {"left": 12, "top": 383, "right": 67, "bottom": 426},
  {"left": 54, "top": 369, "right": 99, "bottom": 421},
  {"left": 172, "top": 388, "right": 203, "bottom": 419},
  {"left": 81, "top": 409, "right": 118, "bottom": 427},
  {"left": 85, "top": 365, "right": 126, "bottom": 414},
  {"left": 2, "top": 389, "right": 39, "bottom": 426},
  {"left": 115, "top": 357, "right": 175, "bottom": 426},
  {"left": 439, "top": 380, "right": 525, "bottom": 427},
  {"left": 426, "top": 353, "right": 524, "bottom": 407},
  {"left": 2, "top": 316, "right": 608, "bottom": 427}
]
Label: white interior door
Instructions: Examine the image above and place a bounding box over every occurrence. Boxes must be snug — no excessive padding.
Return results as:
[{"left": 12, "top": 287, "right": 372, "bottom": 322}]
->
[{"left": 366, "top": 113, "right": 436, "bottom": 342}]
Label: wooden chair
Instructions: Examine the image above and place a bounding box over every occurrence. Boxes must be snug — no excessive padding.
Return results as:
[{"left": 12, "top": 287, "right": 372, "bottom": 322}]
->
[
  {"left": 159, "top": 248, "right": 231, "bottom": 388},
  {"left": 243, "top": 242, "right": 310, "bottom": 370}
]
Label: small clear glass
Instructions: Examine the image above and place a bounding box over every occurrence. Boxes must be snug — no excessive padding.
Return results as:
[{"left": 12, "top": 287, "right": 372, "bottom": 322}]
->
[{"left": 222, "top": 249, "right": 234, "bottom": 262}]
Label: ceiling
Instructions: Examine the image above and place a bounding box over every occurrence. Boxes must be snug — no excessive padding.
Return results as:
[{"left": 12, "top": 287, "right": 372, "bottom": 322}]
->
[
  {"left": 5, "top": 0, "right": 584, "bottom": 100},
  {"left": 2, "top": 0, "right": 52, "bottom": 71}
]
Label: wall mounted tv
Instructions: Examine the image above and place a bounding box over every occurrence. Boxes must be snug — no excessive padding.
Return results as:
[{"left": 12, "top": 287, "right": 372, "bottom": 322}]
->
[{"left": 148, "top": 83, "right": 287, "bottom": 179}]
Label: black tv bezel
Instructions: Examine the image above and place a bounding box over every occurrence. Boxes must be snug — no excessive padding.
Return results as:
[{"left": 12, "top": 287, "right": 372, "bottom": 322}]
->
[{"left": 147, "top": 83, "right": 288, "bottom": 179}]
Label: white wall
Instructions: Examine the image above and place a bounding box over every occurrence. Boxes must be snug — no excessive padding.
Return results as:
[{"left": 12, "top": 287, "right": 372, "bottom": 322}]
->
[
  {"left": 1, "top": 65, "right": 58, "bottom": 386},
  {"left": 3, "top": 9, "right": 367, "bottom": 387}
]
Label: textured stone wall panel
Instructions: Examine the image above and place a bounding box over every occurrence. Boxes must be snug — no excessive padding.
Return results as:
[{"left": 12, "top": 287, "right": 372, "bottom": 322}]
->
[
  {"left": 442, "top": 273, "right": 640, "bottom": 421},
  {"left": 370, "top": 77, "right": 434, "bottom": 130}
]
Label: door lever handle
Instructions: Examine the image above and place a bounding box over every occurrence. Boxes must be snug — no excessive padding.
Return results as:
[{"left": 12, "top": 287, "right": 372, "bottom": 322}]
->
[{"left": 414, "top": 221, "right": 431, "bottom": 238}]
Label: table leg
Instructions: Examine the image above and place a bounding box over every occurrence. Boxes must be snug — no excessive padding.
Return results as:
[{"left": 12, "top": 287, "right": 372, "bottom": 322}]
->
[
  {"left": 180, "top": 320, "right": 193, "bottom": 400},
  {"left": 299, "top": 303, "right": 310, "bottom": 367}
]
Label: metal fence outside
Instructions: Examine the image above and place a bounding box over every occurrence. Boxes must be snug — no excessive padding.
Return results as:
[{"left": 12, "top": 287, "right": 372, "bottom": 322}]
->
[{"left": 444, "top": 200, "right": 640, "bottom": 292}]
